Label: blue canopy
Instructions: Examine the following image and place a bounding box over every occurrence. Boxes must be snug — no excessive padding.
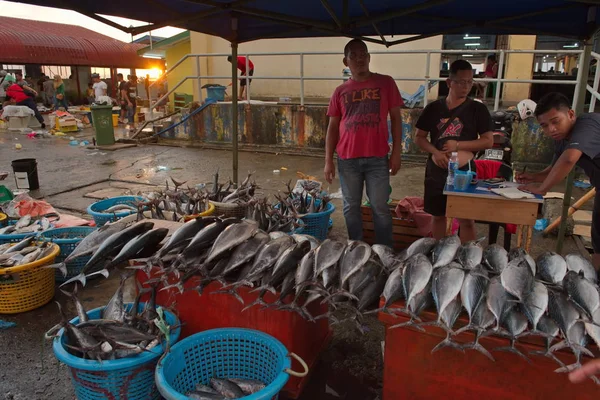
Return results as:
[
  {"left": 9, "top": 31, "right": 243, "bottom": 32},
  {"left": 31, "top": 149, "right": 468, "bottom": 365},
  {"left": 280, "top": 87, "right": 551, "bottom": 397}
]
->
[{"left": 13, "top": 0, "right": 600, "bottom": 44}]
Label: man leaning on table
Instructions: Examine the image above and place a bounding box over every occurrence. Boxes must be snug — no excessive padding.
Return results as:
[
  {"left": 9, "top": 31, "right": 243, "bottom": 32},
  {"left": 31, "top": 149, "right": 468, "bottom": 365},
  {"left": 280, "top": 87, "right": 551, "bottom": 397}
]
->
[{"left": 518, "top": 92, "right": 600, "bottom": 270}]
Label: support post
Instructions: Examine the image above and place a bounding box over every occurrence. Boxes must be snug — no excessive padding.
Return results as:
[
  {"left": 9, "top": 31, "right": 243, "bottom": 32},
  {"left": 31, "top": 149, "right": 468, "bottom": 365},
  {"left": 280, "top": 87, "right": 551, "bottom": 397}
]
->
[
  {"left": 424, "top": 52, "right": 431, "bottom": 107},
  {"left": 590, "top": 54, "right": 600, "bottom": 112},
  {"left": 494, "top": 50, "right": 505, "bottom": 112},
  {"left": 245, "top": 55, "right": 250, "bottom": 102},
  {"left": 196, "top": 56, "right": 203, "bottom": 103},
  {"left": 232, "top": 41, "right": 239, "bottom": 186},
  {"left": 300, "top": 53, "right": 305, "bottom": 106},
  {"left": 556, "top": 42, "right": 591, "bottom": 253}
]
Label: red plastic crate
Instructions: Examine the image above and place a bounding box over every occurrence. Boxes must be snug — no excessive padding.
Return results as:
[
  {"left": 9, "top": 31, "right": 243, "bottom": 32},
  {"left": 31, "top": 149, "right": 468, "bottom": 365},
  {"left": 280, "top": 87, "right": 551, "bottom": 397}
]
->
[
  {"left": 378, "top": 299, "right": 598, "bottom": 400},
  {"left": 137, "top": 269, "right": 331, "bottom": 399}
]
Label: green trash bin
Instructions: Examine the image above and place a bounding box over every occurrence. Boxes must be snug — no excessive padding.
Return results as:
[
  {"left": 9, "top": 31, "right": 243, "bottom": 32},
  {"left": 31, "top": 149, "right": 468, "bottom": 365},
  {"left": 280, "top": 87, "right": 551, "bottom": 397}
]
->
[{"left": 90, "top": 105, "right": 115, "bottom": 146}]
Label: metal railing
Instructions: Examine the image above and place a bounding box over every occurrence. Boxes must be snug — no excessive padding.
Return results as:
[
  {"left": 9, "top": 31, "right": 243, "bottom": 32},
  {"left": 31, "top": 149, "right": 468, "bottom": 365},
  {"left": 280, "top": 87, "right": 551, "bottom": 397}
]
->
[{"left": 151, "top": 49, "right": 592, "bottom": 112}]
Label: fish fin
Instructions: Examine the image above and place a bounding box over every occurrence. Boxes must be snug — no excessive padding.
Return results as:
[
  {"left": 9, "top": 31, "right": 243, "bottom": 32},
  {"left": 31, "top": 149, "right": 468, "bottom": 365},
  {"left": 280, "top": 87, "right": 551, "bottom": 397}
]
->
[
  {"left": 555, "top": 362, "right": 581, "bottom": 374},
  {"left": 312, "top": 311, "right": 336, "bottom": 322},
  {"left": 518, "top": 330, "right": 554, "bottom": 340},
  {"left": 431, "top": 337, "right": 464, "bottom": 354},
  {"left": 474, "top": 236, "right": 487, "bottom": 244},
  {"left": 493, "top": 346, "right": 531, "bottom": 363},
  {"left": 549, "top": 340, "right": 569, "bottom": 353},
  {"left": 86, "top": 269, "right": 109, "bottom": 280},
  {"left": 453, "top": 324, "right": 474, "bottom": 336},
  {"left": 463, "top": 342, "right": 495, "bottom": 361},
  {"left": 44, "top": 262, "right": 67, "bottom": 277},
  {"left": 362, "top": 307, "right": 385, "bottom": 316},
  {"left": 242, "top": 297, "right": 267, "bottom": 312},
  {"left": 59, "top": 273, "right": 86, "bottom": 288},
  {"left": 529, "top": 350, "right": 566, "bottom": 368},
  {"left": 419, "top": 321, "right": 453, "bottom": 335},
  {"left": 389, "top": 319, "right": 426, "bottom": 333},
  {"left": 572, "top": 344, "right": 594, "bottom": 358},
  {"left": 159, "top": 282, "right": 184, "bottom": 294},
  {"left": 299, "top": 306, "right": 314, "bottom": 321},
  {"left": 320, "top": 289, "right": 359, "bottom": 305}
]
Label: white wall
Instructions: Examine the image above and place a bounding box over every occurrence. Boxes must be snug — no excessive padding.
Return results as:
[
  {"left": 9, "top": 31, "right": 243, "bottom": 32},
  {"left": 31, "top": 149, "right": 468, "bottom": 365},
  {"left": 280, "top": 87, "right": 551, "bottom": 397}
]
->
[{"left": 190, "top": 33, "right": 443, "bottom": 100}]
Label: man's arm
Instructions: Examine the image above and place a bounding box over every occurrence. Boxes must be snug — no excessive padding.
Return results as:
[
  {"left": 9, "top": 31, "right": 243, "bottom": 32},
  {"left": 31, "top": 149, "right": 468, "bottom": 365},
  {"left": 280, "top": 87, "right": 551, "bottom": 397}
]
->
[
  {"left": 389, "top": 106, "right": 402, "bottom": 175},
  {"left": 121, "top": 89, "right": 132, "bottom": 105},
  {"left": 520, "top": 149, "right": 582, "bottom": 195},
  {"left": 324, "top": 116, "right": 340, "bottom": 183},
  {"left": 442, "top": 131, "right": 494, "bottom": 152},
  {"left": 415, "top": 128, "right": 448, "bottom": 169},
  {"left": 22, "top": 85, "right": 37, "bottom": 95}
]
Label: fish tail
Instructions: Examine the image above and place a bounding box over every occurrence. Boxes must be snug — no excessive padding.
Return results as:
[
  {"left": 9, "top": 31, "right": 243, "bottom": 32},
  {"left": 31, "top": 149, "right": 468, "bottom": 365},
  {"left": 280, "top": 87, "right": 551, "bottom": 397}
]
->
[
  {"left": 44, "top": 262, "right": 67, "bottom": 277},
  {"left": 549, "top": 340, "right": 568, "bottom": 353},
  {"left": 87, "top": 269, "right": 110, "bottom": 280},
  {"left": 554, "top": 362, "right": 581, "bottom": 374},
  {"left": 159, "top": 282, "right": 184, "bottom": 294},
  {"left": 389, "top": 318, "right": 426, "bottom": 333},
  {"left": 320, "top": 289, "right": 359, "bottom": 305},
  {"left": 493, "top": 345, "right": 531, "bottom": 363},
  {"left": 463, "top": 342, "right": 495, "bottom": 361},
  {"left": 59, "top": 273, "right": 86, "bottom": 288},
  {"left": 431, "top": 337, "right": 464, "bottom": 354},
  {"left": 242, "top": 298, "right": 266, "bottom": 312}
]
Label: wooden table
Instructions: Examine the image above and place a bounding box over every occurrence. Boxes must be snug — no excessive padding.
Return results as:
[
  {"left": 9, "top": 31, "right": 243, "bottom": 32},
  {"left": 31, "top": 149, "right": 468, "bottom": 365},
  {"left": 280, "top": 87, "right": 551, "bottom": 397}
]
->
[{"left": 443, "top": 182, "right": 543, "bottom": 251}]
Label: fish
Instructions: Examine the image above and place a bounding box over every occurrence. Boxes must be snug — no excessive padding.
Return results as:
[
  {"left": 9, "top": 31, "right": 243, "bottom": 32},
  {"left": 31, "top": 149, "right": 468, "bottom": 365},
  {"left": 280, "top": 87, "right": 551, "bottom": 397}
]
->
[
  {"left": 179, "top": 221, "right": 233, "bottom": 262},
  {"left": 584, "top": 308, "right": 600, "bottom": 351},
  {"left": 0, "top": 226, "right": 16, "bottom": 235},
  {"left": 461, "top": 298, "right": 496, "bottom": 361},
  {"left": 537, "top": 252, "right": 567, "bottom": 284},
  {"left": 154, "top": 216, "right": 219, "bottom": 260},
  {"left": 456, "top": 240, "right": 484, "bottom": 270},
  {"left": 500, "top": 257, "right": 534, "bottom": 302},
  {"left": 563, "top": 270, "right": 600, "bottom": 319},
  {"left": 547, "top": 289, "right": 580, "bottom": 338},
  {"left": 367, "top": 262, "right": 404, "bottom": 314},
  {"left": 371, "top": 244, "right": 401, "bottom": 271},
  {"left": 565, "top": 253, "right": 597, "bottom": 283},
  {"left": 3, "top": 236, "right": 36, "bottom": 254},
  {"left": 210, "top": 378, "right": 245, "bottom": 398},
  {"left": 494, "top": 309, "right": 530, "bottom": 362},
  {"left": 483, "top": 244, "right": 508, "bottom": 273},
  {"left": 291, "top": 234, "right": 320, "bottom": 250},
  {"left": 61, "top": 283, "right": 88, "bottom": 323},
  {"left": 552, "top": 321, "right": 595, "bottom": 377},
  {"left": 105, "top": 204, "right": 137, "bottom": 213},
  {"left": 431, "top": 298, "right": 463, "bottom": 353},
  {"left": 102, "top": 275, "right": 128, "bottom": 322},
  {"left": 520, "top": 281, "right": 549, "bottom": 331},
  {"left": 194, "top": 384, "right": 220, "bottom": 395},
  {"left": 240, "top": 235, "right": 294, "bottom": 285},
  {"left": 460, "top": 265, "right": 489, "bottom": 328},
  {"left": 295, "top": 249, "right": 315, "bottom": 295},
  {"left": 205, "top": 220, "right": 259, "bottom": 265},
  {"left": 402, "top": 253, "right": 433, "bottom": 307},
  {"left": 100, "top": 228, "right": 169, "bottom": 276},
  {"left": 15, "top": 215, "right": 31, "bottom": 229},
  {"left": 508, "top": 248, "right": 536, "bottom": 276},
  {"left": 187, "top": 392, "right": 226, "bottom": 400},
  {"left": 403, "top": 237, "right": 437, "bottom": 260},
  {"left": 227, "top": 378, "right": 266, "bottom": 395},
  {"left": 529, "top": 315, "right": 563, "bottom": 366},
  {"left": 339, "top": 241, "right": 372, "bottom": 288},
  {"left": 431, "top": 235, "right": 461, "bottom": 268},
  {"left": 486, "top": 276, "right": 516, "bottom": 330},
  {"left": 262, "top": 240, "right": 311, "bottom": 293},
  {"left": 18, "top": 248, "right": 42, "bottom": 265},
  {"left": 314, "top": 239, "right": 346, "bottom": 277},
  {"left": 431, "top": 265, "right": 465, "bottom": 331},
  {"left": 220, "top": 231, "right": 270, "bottom": 278}
]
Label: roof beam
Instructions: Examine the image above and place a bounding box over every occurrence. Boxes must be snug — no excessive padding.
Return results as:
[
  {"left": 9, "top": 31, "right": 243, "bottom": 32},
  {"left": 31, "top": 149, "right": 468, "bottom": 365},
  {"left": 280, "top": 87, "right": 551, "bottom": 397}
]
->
[
  {"left": 320, "top": 0, "right": 342, "bottom": 28},
  {"left": 232, "top": 6, "right": 338, "bottom": 32},
  {"left": 351, "top": 0, "right": 454, "bottom": 28},
  {"left": 358, "top": 0, "right": 388, "bottom": 47},
  {"left": 75, "top": 10, "right": 134, "bottom": 33}
]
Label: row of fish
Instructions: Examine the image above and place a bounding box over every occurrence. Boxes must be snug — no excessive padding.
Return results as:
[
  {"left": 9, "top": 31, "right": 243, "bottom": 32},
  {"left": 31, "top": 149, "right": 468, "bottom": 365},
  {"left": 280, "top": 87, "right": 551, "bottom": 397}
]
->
[
  {"left": 208, "top": 169, "right": 257, "bottom": 204},
  {"left": 0, "top": 214, "right": 52, "bottom": 235},
  {"left": 0, "top": 239, "right": 55, "bottom": 268},
  {"left": 244, "top": 197, "right": 299, "bottom": 233},
  {"left": 47, "top": 275, "right": 173, "bottom": 361},
  {"left": 187, "top": 378, "right": 266, "bottom": 399}
]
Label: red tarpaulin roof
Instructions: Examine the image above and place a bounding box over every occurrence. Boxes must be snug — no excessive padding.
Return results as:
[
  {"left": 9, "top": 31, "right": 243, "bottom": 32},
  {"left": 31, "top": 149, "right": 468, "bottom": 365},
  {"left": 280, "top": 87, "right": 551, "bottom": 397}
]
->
[{"left": 0, "top": 16, "right": 157, "bottom": 68}]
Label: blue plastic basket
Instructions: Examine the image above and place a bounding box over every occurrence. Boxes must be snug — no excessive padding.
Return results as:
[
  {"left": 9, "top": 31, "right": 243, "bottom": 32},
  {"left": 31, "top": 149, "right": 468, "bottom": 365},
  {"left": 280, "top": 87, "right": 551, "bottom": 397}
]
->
[
  {"left": 53, "top": 302, "right": 181, "bottom": 400},
  {"left": 39, "top": 226, "right": 97, "bottom": 282},
  {"left": 87, "top": 196, "right": 143, "bottom": 226},
  {"left": 0, "top": 219, "right": 53, "bottom": 244},
  {"left": 298, "top": 202, "right": 335, "bottom": 241},
  {"left": 206, "top": 86, "right": 226, "bottom": 101},
  {"left": 156, "top": 328, "right": 299, "bottom": 400}
]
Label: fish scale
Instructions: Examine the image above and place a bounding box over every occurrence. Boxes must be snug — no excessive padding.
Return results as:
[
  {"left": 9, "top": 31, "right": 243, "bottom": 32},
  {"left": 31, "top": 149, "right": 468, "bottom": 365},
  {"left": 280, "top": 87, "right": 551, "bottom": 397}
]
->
[{"left": 483, "top": 244, "right": 508, "bottom": 273}]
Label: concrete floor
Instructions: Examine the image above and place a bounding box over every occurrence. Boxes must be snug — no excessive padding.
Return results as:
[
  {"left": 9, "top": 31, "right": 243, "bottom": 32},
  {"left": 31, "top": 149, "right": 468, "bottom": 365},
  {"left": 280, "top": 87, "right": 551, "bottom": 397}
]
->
[{"left": 0, "top": 122, "right": 586, "bottom": 400}]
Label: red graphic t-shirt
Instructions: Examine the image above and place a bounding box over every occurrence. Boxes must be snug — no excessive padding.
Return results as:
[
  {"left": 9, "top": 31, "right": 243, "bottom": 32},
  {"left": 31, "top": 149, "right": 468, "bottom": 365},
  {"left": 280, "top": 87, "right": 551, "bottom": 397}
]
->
[{"left": 327, "top": 73, "right": 404, "bottom": 159}]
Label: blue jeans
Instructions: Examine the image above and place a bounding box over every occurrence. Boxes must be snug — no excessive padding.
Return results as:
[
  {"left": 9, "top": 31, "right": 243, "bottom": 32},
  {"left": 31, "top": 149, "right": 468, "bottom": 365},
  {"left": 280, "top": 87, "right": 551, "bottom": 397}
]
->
[
  {"left": 17, "top": 98, "right": 44, "bottom": 124},
  {"left": 338, "top": 156, "right": 393, "bottom": 247},
  {"left": 54, "top": 96, "right": 68, "bottom": 110}
]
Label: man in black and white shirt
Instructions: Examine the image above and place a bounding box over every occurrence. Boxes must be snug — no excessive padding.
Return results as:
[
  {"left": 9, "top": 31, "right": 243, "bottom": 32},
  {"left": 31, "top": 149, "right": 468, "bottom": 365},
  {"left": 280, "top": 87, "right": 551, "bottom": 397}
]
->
[{"left": 518, "top": 92, "right": 600, "bottom": 270}]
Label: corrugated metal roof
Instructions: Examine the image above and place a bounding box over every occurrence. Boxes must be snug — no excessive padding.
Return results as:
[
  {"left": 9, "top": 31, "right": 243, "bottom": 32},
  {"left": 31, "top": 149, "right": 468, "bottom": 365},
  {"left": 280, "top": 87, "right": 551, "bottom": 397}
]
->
[{"left": 0, "top": 16, "right": 156, "bottom": 67}]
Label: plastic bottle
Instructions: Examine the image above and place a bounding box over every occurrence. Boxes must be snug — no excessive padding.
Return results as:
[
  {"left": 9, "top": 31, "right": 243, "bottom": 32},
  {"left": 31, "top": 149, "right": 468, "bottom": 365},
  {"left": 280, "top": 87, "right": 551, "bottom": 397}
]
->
[{"left": 447, "top": 152, "right": 459, "bottom": 186}]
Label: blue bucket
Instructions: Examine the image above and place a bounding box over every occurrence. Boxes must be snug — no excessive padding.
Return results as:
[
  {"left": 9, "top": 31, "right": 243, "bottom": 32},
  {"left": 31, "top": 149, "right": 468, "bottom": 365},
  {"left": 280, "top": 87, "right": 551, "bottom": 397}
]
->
[
  {"left": 53, "top": 302, "right": 180, "bottom": 400},
  {"left": 453, "top": 170, "right": 477, "bottom": 192},
  {"left": 206, "top": 86, "right": 226, "bottom": 101},
  {"left": 87, "top": 196, "right": 143, "bottom": 226},
  {"left": 155, "top": 328, "right": 308, "bottom": 400},
  {"left": 39, "top": 226, "right": 96, "bottom": 281}
]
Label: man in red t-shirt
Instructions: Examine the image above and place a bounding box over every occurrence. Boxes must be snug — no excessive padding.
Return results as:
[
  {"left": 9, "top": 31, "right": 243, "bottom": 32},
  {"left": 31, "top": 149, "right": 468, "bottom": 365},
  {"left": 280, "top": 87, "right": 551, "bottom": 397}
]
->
[
  {"left": 227, "top": 56, "right": 254, "bottom": 100},
  {"left": 6, "top": 83, "right": 45, "bottom": 128},
  {"left": 325, "top": 39, "right": 404, "bottom": 247}
]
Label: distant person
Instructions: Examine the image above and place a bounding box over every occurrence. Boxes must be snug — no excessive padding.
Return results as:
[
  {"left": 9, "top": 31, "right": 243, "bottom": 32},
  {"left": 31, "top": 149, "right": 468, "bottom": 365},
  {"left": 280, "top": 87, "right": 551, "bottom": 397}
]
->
[
  {"left": 475, "top": 54, "right": 498, "bottom": 98},
  {"left": 53, "top": 75, "right": 68, "bottom": 110},
  {"left": 6, "top": 83, "right": 45, "bottom": 128},
  {"left": 324, "top": 38, "right": 403, "bottom": 247},
  {"left": 85, "top": 83, "right": 95, "bottom": 104},
  {"left": 116, "top": 73, "right": 127, "bottom": 123},
  {"left": 42, "top": 76, "right": 55, "bottom": 108},
  {"left": 227, "top": 55, "right": 254, "bottom": 100},
  {"left": 549, "top": 67, "right": 555, "bottom": 73},
  {"left": 91, "top": 73, "right": 107, "bottom": 101},
  {"left": 124, "top": 75, "right": 138, "bottom": 124},
  {"left": 0, "top": 70, "right": 8, "bottom": 104}
]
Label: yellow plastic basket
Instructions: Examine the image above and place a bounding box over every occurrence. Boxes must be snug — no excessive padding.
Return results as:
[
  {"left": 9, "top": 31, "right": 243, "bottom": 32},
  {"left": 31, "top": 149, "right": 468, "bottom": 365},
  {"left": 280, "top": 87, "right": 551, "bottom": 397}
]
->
[
  {"left": 0, "top": 213, "right": 6, "bottom": 227},
  {"left": 0, "top": 243, "right": 60, "bottom": 314},
  {"left": 182, "top": 202, "right": 216, "bottom": 222}
]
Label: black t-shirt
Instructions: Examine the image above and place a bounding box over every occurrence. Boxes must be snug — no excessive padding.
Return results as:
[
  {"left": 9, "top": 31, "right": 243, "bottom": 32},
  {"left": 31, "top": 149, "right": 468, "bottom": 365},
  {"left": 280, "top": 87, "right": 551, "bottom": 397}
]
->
[
  {"left": 416, "top": 98, "right": 493, "bottom": 152},
  {"left": 554, "top": 113, "right": 600, "bottom": 187}
]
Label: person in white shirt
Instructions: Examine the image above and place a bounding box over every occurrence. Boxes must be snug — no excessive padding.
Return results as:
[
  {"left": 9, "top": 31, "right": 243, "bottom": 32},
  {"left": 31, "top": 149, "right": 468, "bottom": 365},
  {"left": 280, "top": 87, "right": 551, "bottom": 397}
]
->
[{"left": 91, "top": 73, "right": 107, "bottom": 100}]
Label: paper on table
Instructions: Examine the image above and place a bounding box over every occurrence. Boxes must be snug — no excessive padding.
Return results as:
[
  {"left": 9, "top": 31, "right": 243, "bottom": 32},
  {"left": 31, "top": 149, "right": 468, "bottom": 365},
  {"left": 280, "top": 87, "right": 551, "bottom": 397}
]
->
[{"left": 491, "top": 187, "right": 536, "bottom": 199}]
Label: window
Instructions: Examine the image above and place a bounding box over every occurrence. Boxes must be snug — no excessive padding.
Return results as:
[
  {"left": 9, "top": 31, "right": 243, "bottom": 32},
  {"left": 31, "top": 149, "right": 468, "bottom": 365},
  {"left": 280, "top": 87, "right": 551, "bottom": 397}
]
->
[
  {"left": 41, "top": 66, "right": 72, "bottom": 78},
  {"left": 135, "top": 68, "right": 163, "bottom": 80},
  {"left": 91, "top": 67, "right": 111, "bottom": 79},
  {"left": 2, "top": 65, "right": 25, "bottom": 76}
]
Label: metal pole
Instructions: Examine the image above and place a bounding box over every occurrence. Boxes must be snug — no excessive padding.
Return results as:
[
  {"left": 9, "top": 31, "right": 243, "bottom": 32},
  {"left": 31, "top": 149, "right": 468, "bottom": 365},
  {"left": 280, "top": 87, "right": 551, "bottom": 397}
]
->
[
  {"left": 424, "top": 52, "right": 431, "bottom": 107},
  {"left": 232, "top": 42, "right": 239, "bottom": 186},
  {"left": 300, "top": 53, "right": 305, "bottom": 106},
  {"left": 556, "top": 42, "right": 591, "bottom": 253},
  {"left": 245, "top": 54, "right": 250, "bottom": 102},
  {"left": 590, "top": 54, "right": 600, "bottom": 112},
  {"left": 494, "top": 50, "right": 505, "bottom": 112},
  {"left": 196, "top": 55, "right": 203, "bottom": 103}
]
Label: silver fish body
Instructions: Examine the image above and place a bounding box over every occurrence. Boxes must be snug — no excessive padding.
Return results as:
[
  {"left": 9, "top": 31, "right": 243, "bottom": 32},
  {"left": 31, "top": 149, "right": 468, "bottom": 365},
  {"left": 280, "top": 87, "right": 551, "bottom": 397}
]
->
[
  {"left": 547, "top": 289, "right": 580, "bottom": 337},
  {"left": 431, "top": 235, "right": 461, "bottom": 268},
  {"left": 508, "top": 248, "right": 536, "bottom": 276},
  {"left": 521, "top": 281, "right": 548, "bottom": 330},
  {"left": 314, "top": 239, "right": 346, "bottom": 277},
  {"left": 15, "top": 215, "right": 31, "bottom": 229},
  {"left": 500, "top": 257, "right": 534, "bottom": 301},
  {"left": 340, "top": 241, "right": 372, "bottom": 287},
  {"left": 432, "top": 265, "right": 465, "bottom": 323},
  {"left": 210, "top": 377, "right": 245, "bottom": 398},
  {"left": 403, "top": 237, "right": 437, "bottom": 260},
  {"left": 565, "top": 253, "right": 597, "bottom": 283},
  {"left": 563, "top": 270, "right": 600, "bottom": 319},
  {"left": 486, "top": 276, "right": 516, "bottom": 330},
  {"left": 537, "top": 252, "right": 567, "bottom": 284},
  {"left": 460, "top": 265, "right": 489, "bottom": 323},
  {"left": 402, "top": 253, "right": 433, "bottom": 305},
  {"left": 380, "top": 264, "right": 405, "bottom": 308},
  {"left": 205, "top": 220, "right": 259, "bottom": 265},
  {"left": 221, "top": 231, "right": 270, "bottom": 277},
  {"left": 456, "top": 241, "right": 483, "bottom": 270},
  {"left": 483, "top": 244, "right": 508, "bottom": 273}
]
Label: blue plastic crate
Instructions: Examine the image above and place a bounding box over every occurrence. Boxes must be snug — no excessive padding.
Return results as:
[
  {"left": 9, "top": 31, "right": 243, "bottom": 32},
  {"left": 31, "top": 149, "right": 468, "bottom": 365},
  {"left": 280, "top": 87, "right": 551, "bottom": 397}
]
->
[
  {"left": 206, "top": 86, "right": 226, "bottom": 101},
  {"left": 0, "top": 219, "right": 53, "bottom": 244},
  {"left": 87, "top": 196, "right": 143, "bottom": 226},
  {"left": 39, "top": 226, "right": 97, "bottom": 282},
  {"left": 53, "top": 302, "right": 181, "bottom": 400},
  {"left": 298, "top": 202, "right": 335, "bottom": 241},
  {"left": 156, "top": 328, "right": 297, "bottom": 400}
]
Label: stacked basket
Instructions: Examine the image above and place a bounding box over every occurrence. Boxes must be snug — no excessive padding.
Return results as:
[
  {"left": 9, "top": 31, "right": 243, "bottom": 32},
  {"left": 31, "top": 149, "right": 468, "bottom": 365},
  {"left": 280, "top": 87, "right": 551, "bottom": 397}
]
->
[
  {"left": 87, "top": 196, "right": 143, "bottom": 226},
  {"left": 40, "top": 226, "right": 96, "bottom": 282}
]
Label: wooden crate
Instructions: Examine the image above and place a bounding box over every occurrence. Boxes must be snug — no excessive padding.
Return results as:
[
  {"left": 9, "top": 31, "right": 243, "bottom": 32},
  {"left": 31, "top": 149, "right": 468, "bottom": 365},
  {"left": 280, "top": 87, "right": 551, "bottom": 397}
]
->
[{"left": 361, "top": 204, "right": 422, "bottom": 250}]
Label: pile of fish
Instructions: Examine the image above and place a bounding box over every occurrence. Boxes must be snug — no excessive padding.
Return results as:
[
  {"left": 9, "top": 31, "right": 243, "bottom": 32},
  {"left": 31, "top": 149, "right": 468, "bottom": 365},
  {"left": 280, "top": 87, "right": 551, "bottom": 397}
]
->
[
  {"left": 274, "top": 180, "right": 330, "bottom": 216},
  {"left": 186, "top": 377, "right": 266, "bottom": 399},
  {"left": 0, "top": 239, "right": 55, "bottom": 268},
  {"left": 59, "top": 215, "right": 600, "bottom": 379},
  {"left": 0, "top": 214, "right": 52, "bottom": 235},
  {"left": 47, "top": 275, "right": 173, "bottom": 361},
  {"left": 244, "top": 197, "right": 299, "bottom": 233},
  {"left": 139, "top": 177, "right": 211, "bottom": 221},
  {"left": 207, "top": 169, "right": 257, "bottom": 204}
]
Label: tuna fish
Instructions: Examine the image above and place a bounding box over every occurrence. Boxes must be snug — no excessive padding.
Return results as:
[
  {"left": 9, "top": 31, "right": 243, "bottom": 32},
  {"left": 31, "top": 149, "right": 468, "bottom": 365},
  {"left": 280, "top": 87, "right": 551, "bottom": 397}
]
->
[
  {"left": 483, "top": 244, "right": 508, "bottom": 273},
  {"left": 314, "top": 239, "right": 346, "bottom": 277},
  {"left": 402, "top": 254, "right": 433, "bottom": 307},
  {"left": 494, "top": 309, "right": 530, "bottom": 362},
  {"left": 529, "top": 315, "right": 564, "bottom": 367},
  {"left": 371, "top": 244, "right": 400, "bottom": 272},
  {"left": 455, "top": 238, "right": 485, "bottom": 270},
  {"left": 431, "top": 235, "right": 461, "bottom": 268},
  {"left": 487, "top": 276, "right": 516, "bottom": 330},
  {"left": 547, "top": 289, "right": 580, "bottom": 338},
  {"left": 403, "top": 237, "right": 437, "bottom": 261},
  {"left": 210, "top": 378, "right": 245, "bottom": 398},
  {"left": 537, "top": 252, "right": 567, "bottom": 284},
  {"left": 563, "top": 270, "right": 600, "bottom": 320},
  {"left": 508, "top": 248, "right": 536, "bottom": 276},
  {"left": 431, "top": 265, "right": 465, "bottom": 330},
  {"left": 521, "top": 281, "right": 549, "bottom": 331},
  {"left": 460, "top": 265, "right": 489, "bottom": 327},
  {"left": 339, "top": 241, "right": 372, "bottom": 287},
  {"left": 461, "top": 298, "right": 496, "bottom": 361},
  {"left": 431, "top": 298, "right": 464, "bottom": 353},
  {"left": 500, "top": 257, "right": 534, "bottom": 302},
  {"left": 205, "top": 220, "right": 259, "bottom": 265},
  {"left": 565, "top": 253, "right": 597, "bottom": 283}
]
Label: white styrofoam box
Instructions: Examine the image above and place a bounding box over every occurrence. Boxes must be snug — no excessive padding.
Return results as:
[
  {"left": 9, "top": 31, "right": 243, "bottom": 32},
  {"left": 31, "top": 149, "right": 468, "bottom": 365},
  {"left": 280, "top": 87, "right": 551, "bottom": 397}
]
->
[{"left": 8, "top": 116, "right": 31, "bottom": 130}]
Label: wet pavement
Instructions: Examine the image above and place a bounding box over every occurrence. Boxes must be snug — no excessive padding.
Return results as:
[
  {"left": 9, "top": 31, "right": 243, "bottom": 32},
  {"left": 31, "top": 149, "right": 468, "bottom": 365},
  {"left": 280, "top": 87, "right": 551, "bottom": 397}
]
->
[{"left": 0, "top": 123, "right": 586, "bottom": 400}]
